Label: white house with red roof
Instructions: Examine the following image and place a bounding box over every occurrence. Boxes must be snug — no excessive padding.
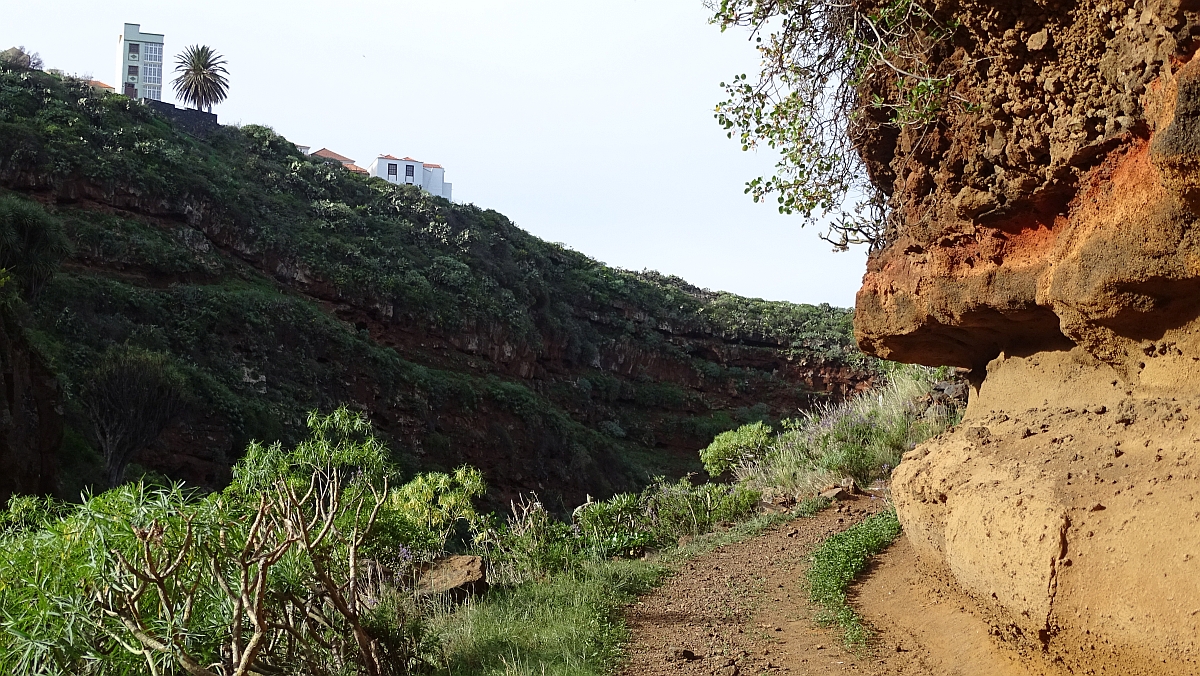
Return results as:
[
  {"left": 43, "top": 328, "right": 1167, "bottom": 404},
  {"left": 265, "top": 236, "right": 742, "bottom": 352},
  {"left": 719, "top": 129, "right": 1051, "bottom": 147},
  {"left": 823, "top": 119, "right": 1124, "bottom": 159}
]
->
[
  {"left": 367, "top": 155, "right": 452, "bottom": 200},
  {"left": 310, "top": 148, "right": 368, "bottom": 175}
]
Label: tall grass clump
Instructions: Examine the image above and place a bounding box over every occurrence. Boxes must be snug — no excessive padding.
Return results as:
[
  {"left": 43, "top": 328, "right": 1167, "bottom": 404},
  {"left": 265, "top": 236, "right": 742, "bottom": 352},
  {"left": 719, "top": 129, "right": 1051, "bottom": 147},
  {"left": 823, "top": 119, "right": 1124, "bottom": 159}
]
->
[
  {"left": 429, "top": 559, "right": 665, "bottom": 676},
  {"left": 712, "top": 365, "right": 961, "bottom": 496},
  {"left": 476, "top": 476, "right": 762, "bottom": 586}
]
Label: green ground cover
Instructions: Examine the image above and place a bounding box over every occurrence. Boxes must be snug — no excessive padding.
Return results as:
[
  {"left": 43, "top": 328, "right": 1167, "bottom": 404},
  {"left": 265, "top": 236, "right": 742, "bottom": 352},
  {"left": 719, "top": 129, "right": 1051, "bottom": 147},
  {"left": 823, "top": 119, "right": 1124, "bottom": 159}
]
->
[{"left": 807, "top": 509, "right": 903, "bottom": 646}]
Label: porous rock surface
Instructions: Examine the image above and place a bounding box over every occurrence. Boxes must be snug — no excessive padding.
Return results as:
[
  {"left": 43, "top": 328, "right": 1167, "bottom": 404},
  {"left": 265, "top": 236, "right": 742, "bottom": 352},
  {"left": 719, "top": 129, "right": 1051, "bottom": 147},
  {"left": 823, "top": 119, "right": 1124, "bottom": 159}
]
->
[{"left": 853, "top": 0, "right": 1200, "bottom": 672}]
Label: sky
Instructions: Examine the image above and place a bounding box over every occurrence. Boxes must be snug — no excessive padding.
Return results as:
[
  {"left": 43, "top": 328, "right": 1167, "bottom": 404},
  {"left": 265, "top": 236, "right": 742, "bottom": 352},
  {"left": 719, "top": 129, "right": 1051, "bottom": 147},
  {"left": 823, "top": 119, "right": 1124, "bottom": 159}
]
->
[{"left": 2, "top": 0, "right": 868, "bottom": 308}]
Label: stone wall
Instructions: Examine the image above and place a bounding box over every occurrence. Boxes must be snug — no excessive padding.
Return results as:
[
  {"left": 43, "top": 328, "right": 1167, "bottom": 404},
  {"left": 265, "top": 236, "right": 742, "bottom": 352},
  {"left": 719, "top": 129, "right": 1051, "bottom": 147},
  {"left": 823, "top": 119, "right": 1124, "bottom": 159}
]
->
[{"left": 145, "top": 99, "right": 219, "bottom": 137}]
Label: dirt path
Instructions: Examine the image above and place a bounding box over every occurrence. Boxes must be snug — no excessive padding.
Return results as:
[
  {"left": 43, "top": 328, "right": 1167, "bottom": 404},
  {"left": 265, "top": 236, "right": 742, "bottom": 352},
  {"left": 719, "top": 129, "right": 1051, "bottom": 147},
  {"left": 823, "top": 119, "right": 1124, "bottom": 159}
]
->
[{"left": 620, "top": 496, "right": 1062, "bottom": 676}]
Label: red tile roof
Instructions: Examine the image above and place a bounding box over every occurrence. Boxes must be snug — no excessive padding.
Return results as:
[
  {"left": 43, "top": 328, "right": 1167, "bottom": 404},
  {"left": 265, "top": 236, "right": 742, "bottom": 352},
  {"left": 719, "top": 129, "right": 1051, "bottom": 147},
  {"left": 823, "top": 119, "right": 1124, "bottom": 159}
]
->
[
  {"left": 312, "top": 148, "right": 354, "bottom": 164},
  {"left": 423, "top": 163, "right": 443, "bottom": 169},
  {"left": 379, "top": 154, "right": 400, "bottom": 160},
  {"left": 88, "top": 80, "right": 115, "bottom": 91},
  {"left": 400, "top": 157, "right": 420, "bottom": 162},
  {"left": 345, "top": 164, "right": 369, "bottom": 175}
]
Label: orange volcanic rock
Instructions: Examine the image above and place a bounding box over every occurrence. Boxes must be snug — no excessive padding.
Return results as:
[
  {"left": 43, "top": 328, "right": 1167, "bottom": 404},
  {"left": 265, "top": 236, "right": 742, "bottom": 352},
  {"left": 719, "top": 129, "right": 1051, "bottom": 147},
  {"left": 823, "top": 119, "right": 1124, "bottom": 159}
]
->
[{"left": 854, "top": 1, "right": 1200, "bottom": 673}]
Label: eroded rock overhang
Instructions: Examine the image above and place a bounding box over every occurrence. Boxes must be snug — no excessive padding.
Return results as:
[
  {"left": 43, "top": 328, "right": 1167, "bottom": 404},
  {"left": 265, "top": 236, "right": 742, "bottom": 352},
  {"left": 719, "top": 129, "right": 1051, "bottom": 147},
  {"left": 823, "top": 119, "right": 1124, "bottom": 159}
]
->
[{"left": 855, "top": 0, "right": 1200, "bottom": 375}]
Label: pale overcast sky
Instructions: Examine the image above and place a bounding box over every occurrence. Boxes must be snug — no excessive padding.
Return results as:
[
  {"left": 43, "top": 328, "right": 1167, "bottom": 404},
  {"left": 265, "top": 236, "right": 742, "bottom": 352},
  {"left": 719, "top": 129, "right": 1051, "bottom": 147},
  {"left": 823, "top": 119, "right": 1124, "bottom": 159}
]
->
[{"left": 2, "top": 0, "right": 868, "bottom": 307}]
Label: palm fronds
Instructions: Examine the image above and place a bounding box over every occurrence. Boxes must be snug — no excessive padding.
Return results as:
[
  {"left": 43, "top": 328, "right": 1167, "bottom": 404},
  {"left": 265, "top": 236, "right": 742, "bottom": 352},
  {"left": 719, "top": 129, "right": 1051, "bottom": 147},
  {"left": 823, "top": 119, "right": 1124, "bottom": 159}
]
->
[{"left": 171, "top": 44, "right": 229, "bottom": 112}]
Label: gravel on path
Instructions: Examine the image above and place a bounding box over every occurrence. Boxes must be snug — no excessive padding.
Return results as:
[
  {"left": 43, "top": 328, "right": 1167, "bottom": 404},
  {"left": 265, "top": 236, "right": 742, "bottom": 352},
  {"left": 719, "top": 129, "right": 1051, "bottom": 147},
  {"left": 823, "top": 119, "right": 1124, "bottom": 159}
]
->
[{"left": 620, "top": 493, "right": 1059, "bottom": 676}]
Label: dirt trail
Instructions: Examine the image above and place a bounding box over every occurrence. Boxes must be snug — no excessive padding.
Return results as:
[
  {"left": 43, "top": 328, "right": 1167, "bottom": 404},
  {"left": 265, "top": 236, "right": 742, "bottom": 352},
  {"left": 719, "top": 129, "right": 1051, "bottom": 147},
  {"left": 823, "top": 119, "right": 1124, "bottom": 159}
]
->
[{"left": 620, "top": 496, "right": 1062, "bottom": 676}]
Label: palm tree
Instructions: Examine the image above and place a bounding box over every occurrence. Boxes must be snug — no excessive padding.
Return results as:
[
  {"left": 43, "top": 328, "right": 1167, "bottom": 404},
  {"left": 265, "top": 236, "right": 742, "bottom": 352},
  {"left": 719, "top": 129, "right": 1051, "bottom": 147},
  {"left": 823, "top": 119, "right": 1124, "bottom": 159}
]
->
[{"left": 171, "top": 45, "right": 229, "bottom": 112}]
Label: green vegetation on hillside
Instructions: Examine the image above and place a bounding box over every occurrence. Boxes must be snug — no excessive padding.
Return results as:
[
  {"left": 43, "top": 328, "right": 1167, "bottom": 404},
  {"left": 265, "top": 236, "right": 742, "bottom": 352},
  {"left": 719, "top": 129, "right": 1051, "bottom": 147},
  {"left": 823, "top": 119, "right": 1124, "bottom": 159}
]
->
[
  {"left": 0, "top": 68, "right": 861, "bottom": 356},
  {"left": 0, "top": 65, "right": 869, "bottom": 502}
]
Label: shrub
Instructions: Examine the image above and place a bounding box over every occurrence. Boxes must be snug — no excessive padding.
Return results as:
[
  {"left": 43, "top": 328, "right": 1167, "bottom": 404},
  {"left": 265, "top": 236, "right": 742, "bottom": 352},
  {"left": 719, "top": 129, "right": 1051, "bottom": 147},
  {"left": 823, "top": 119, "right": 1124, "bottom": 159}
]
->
[
  {"left": 735, "top": 365, "right": 960, "bottom": 495},
  {"left": 701, "top": 420, "right": 773, "bottom": 476},
  {"left": 0, "top": 408, "right": 432, "bottom": 676},
  {"left": 575, "top": 491, "right": 652, "bottom": 558},
  {"left": 0, "top": 195, "right": 71, "bottom": 299},
  {"left": 475, "top": 495, "right": 580, "bottom": 585},
  {"left": 385, "top": 465, "right": 486, "bottom": 558},
  {"left": 640, "top": 476, "right": 761, "bottom": 541}
]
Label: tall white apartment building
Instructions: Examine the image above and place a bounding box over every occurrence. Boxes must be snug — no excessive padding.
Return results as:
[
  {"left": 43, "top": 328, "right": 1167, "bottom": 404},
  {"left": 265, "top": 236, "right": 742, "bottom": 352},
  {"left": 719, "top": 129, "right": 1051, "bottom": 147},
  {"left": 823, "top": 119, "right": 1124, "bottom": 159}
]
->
[
  {"left": 366, "top": 155, "right": 453, "bottom": 200},
  {"left": 116, "top": 23, "right": 164, "bottom": 101}
]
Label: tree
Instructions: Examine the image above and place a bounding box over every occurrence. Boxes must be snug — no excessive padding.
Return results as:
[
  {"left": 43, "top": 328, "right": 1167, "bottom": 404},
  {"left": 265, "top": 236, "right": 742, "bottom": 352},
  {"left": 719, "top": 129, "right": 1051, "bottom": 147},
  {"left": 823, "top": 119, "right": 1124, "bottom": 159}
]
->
[
  {"left": 78, "top": 349, "right": 186, "bottom": 487},
  {"left": 171, "top": 44, "right": 229, "bottom": 112},
  {"left": 0, "top": 46, "right": 43, "bottom": 71},
  {"left": 0, "top": 196, "right": 71, "bottom": 300},
  {"left": 709, "top": 0, "right": 958, "bottom": 251}
]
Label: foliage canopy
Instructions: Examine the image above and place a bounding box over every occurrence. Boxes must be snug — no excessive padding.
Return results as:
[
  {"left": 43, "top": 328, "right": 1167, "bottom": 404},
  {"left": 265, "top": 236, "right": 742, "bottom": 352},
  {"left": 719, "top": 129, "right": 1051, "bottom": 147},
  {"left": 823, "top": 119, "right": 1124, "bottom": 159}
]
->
[{"left": 710, "top": 0, "right": 959, "bottom": 250}]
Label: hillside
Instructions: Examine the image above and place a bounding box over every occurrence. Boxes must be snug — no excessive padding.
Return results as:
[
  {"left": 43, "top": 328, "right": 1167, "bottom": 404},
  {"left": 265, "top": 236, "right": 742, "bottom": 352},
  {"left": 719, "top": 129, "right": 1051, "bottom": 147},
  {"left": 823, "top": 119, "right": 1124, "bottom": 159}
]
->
[{"left": 0, "top": 68, "right": 871, "bottom": 509}]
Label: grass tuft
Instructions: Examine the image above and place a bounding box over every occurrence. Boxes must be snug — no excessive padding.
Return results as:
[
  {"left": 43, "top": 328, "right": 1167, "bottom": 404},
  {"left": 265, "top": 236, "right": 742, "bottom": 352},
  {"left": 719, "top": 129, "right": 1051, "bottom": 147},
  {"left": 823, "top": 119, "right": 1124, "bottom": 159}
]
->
[
  {"left": 430, "top": 558, "right": 666, "bottom": 675},
  {"left": 807, "top": 508, "right": 901, "bottom": 646},
  {"left": 733, "top": 364, "right": 961, "bottom": 496}
]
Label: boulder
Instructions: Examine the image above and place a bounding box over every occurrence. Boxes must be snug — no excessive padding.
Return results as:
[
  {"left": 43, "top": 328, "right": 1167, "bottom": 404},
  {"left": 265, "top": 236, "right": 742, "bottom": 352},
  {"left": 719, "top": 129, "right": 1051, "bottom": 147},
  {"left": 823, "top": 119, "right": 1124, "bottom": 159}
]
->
[
  {"left": 414, "top": 555, "right": 487, "bottom": 598},
  {"left": 819, "top": 487, "right": 851, "bottom": 501}
]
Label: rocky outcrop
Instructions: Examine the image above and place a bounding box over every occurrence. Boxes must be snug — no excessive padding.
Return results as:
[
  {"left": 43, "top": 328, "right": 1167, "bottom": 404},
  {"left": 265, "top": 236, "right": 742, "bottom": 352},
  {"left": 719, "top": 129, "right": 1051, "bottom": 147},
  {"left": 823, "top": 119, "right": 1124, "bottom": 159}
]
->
[
  {"left": 856, "top": 0, "right": 1200, "bottom": 369},
  {"left": 414, "top": 555, "right": 488, "bottom": 599},
  {"left": 853, "top": 0, "right": 1200, "bottom": 672},
  {"left": 894, "top": 350, "right": 1199, "bottom": 674}
]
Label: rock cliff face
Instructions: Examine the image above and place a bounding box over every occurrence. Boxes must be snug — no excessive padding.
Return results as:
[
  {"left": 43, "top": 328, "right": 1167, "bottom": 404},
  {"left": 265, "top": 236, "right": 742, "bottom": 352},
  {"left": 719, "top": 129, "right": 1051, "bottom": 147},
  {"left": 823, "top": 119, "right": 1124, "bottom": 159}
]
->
[{"left": 854, "top": 0, "right": 1200, "bottom": 672}]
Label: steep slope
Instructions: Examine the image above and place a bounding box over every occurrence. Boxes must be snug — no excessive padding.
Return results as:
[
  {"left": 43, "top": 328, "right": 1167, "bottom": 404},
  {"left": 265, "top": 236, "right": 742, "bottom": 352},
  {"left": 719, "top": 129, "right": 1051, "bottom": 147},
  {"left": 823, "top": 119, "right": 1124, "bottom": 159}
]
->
[
  {"left": 848, "top": 0, "right": 1200, "bottom": 673},
  {"left": 0, "top": 68, "right": 871, "bottom": 509}
]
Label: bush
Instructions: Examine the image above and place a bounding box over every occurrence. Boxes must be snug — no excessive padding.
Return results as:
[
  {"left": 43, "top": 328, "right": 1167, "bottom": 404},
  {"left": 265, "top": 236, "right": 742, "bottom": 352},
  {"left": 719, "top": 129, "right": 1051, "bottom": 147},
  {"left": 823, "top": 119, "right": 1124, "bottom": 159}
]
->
[
  {"left": 639, "top": 476, "right": 761, "bottom": 542},
  {"left": 701, "top": 420, "right": 773, "bottom": 476},
  {"left": 476, "top": 495, "right": 580, "bottom": 585},
  {"left": 0, "top": 407, "right": 434, "bottom": 676},
  {"left": 734, "top": 365, "right": 961, "bottom": 494},
  {"left": 385, "top": 465, "right": 486, "bottom": 559},
  {"left": 0, "top": 195, "right": 71, "bottom": 299},
  {"left": 575, "top": 491, "right": 652, "bottom": 558}
]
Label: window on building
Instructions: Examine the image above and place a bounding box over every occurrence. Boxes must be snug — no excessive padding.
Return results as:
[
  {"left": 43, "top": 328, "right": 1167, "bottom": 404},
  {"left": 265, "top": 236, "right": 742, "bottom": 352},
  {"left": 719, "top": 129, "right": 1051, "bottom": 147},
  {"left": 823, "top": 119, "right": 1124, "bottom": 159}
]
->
[
  {"left": 387, "top": 163, "right": 398, "bottom": 177},
  {"left": 405, "top": 165, "right": 415, "bottom": 178},
  {"left": 144, "top": 43, "right": 162, "bottom": 64},
  {"left": 143, "top": 59, "right": 161, "bottom": 87},
  {"left": 127, "top": 65, "right": 138, "bottom": 78},
  {"left": 128, "top": 43, "right": 140, "bottom": 56}
]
